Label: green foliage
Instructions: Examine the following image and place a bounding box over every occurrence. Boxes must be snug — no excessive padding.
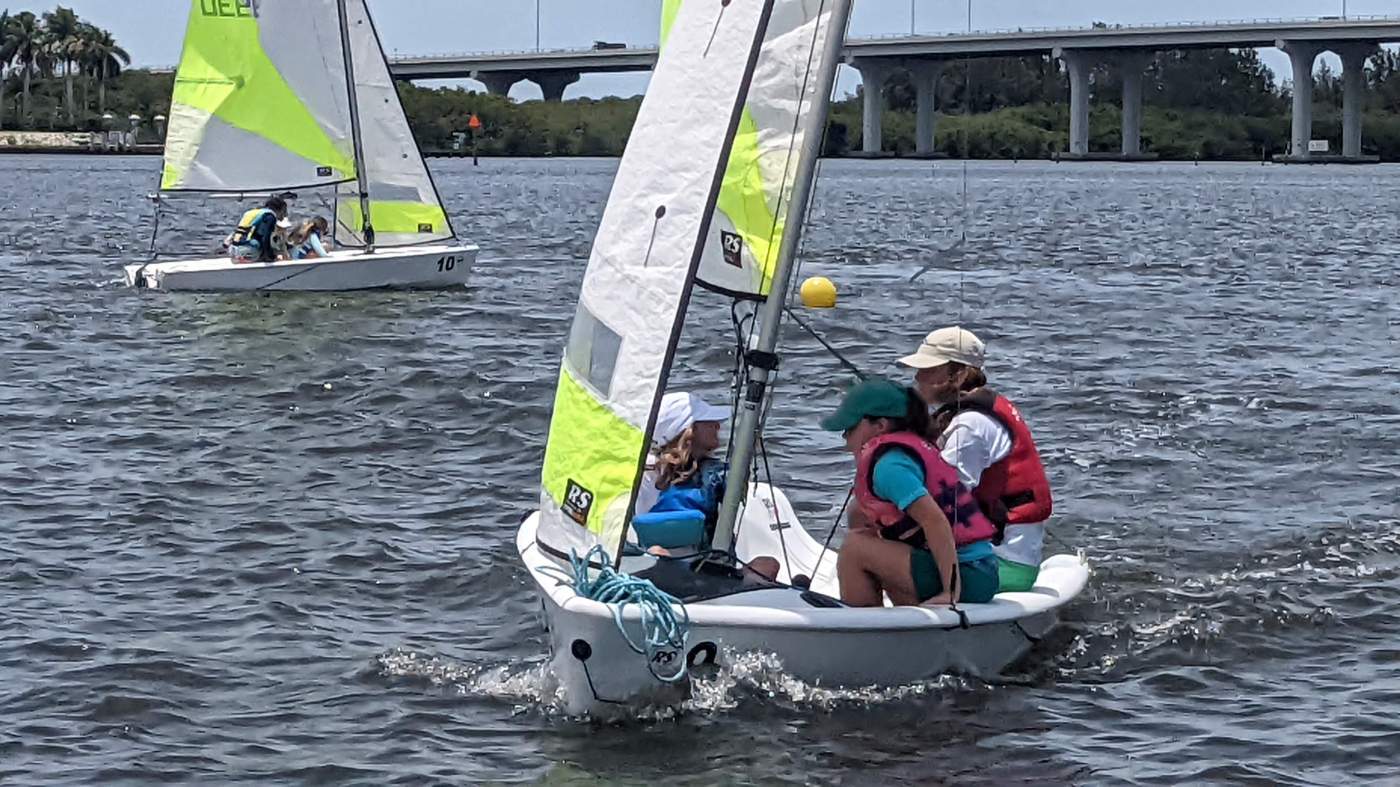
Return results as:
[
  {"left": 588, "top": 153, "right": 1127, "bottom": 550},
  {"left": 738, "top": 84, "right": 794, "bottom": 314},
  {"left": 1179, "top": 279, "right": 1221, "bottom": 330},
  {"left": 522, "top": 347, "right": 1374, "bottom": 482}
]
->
[
  {"left": 5, "top": 12, "right": 1398, "bottom": 161},
  {"left": 1, "top": 4, "right": 134, "bottom": 129},
  {"left": 397, "top": 82, "right": 641, "bottom": 157}
]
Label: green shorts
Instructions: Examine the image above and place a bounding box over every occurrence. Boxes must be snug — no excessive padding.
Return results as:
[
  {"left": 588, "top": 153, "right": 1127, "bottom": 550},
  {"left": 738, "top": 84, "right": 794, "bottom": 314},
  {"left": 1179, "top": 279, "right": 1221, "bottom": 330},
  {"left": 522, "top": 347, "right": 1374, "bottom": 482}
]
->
[
  {"left": 910, "top": 551, "right": 1000, "bottom": 603},
  {"left": 996, "top": 557, "right": 1040, "bottom": 592}
]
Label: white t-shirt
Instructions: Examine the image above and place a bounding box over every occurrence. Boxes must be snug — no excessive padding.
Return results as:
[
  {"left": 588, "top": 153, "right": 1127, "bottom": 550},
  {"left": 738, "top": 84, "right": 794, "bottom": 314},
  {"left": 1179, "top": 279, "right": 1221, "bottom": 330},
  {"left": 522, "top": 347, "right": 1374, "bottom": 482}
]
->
[
  {"left": 938, "top": 411, "right": 1044, "bottom": 569},
  {"left": 939, "top": 411, "right": 1011, "bottom": 487}
]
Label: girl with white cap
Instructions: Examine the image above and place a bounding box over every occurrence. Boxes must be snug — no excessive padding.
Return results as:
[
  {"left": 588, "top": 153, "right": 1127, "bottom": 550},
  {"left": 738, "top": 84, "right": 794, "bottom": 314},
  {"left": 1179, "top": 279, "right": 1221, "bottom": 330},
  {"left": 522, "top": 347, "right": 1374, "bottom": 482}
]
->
[
  {"left": 635, "top": 391, "right": 732, "bottom": 520},
  {"left": 898, "top": 326, "right": 1054, "bottom": 592}
]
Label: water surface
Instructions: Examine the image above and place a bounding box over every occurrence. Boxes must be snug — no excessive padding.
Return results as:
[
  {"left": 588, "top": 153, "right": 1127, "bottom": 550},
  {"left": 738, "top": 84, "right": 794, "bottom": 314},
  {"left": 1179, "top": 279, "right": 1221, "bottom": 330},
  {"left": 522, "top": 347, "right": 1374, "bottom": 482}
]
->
[{"left": 1, "top": 155, "right": 1398, "bottom": 784}]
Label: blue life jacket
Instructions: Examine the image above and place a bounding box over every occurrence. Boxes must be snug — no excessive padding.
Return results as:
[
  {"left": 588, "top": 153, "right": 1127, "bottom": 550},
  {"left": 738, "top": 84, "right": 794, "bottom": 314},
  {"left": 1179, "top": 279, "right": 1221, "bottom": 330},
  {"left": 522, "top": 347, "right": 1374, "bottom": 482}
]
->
[
  {"left": 230, "top": 208, "right": 278, "bottom": 261},
  {"left": 632, "top": 461, "right": 727, "bottom": 550},
  {"left": 292, "top": 231, "right": 324, "bottom": 260}
]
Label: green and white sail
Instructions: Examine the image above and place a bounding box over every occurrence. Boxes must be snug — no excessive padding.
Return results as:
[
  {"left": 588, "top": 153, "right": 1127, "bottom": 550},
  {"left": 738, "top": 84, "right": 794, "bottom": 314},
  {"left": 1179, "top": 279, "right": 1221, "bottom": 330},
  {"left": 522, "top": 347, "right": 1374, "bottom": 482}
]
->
[
  {"left": 333, "top": 0, "right": 454, "bottom": 247},
  {"left": 538, "top": 0, "right": 847, "bottom": 559},
  {"left": 666, "top": 0, "right": 843, "bottom": 300},
  {"left": 161, "top": 0, "right": 453, "bottom": 247}
]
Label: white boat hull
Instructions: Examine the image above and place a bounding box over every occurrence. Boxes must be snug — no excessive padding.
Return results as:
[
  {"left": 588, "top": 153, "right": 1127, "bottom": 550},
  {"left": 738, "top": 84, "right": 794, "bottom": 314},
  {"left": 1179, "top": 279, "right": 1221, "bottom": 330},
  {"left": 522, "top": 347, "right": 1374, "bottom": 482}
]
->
[
  {"left": 124, "top": 244, "right": 477, "bottom": 292},
  {"left": 518, "top": 484, "right": 1090, "bottom": 717}
]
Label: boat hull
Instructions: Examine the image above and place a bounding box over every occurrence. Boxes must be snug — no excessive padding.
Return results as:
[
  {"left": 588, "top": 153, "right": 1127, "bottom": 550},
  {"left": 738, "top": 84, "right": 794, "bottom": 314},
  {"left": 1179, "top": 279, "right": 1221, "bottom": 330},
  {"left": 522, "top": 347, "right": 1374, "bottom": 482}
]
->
[
  {"left": 517, "top": 485, "right": 1090, "bottom": 716},
  {"left": 123, "top": 244, "right": 477, "bottom": 292}
]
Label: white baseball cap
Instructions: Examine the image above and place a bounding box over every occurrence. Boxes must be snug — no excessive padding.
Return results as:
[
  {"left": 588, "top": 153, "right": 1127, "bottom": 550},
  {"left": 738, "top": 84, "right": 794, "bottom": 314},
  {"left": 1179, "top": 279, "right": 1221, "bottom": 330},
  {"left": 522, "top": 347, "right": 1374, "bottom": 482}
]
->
[
  {"left": 897, "top": 327, "right": 986, "bottom": 370},
  {"left": 653, "top": 392, "right": 731, "bottom": 448}
]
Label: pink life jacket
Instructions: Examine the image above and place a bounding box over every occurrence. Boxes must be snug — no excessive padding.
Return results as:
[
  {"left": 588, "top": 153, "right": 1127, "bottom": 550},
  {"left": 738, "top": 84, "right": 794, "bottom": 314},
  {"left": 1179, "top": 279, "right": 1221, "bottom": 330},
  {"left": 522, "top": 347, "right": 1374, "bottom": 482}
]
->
[{"left": 853, "top": 432, "right": 998, "bottom": 549}]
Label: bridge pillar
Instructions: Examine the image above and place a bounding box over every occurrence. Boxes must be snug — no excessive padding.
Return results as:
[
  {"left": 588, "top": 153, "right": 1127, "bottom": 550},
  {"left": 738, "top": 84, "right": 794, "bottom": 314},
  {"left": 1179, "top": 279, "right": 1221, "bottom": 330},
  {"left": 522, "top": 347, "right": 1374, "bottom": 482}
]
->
[
  {"left": 909, "top": 61, "right": 944, "bottom": 156},
  {"left": 1117, "top": 52, "right": 1150, "bottom": 157},
  {"left": 1279, "top": 41, "right": 1321, "bottom": 159},
  {"left": 475, "top": 71, "right": 521, "bottom": 97},
  {"left": 852, "top": 59, "right": 892, "bottom": 155},
  {"left": 532, "top": 71, "right": 581, "bottom": 102},
  {"left": 1335, "top": 44, "right": 1375, "bottom": 159},
  {"left": 1059, "top": 49, "right": 1093, "bottom": 156}
]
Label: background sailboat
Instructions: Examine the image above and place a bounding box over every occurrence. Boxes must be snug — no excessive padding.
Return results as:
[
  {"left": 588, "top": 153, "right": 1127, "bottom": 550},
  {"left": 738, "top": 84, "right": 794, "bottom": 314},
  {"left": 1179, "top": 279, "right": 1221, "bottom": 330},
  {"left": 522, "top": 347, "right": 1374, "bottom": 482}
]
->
[
  {"left": 124, "top": 0, "right": 477, "bottom": 292},
  {"left": 517, "top": 0, "right": 1088, "bottom": 716}
]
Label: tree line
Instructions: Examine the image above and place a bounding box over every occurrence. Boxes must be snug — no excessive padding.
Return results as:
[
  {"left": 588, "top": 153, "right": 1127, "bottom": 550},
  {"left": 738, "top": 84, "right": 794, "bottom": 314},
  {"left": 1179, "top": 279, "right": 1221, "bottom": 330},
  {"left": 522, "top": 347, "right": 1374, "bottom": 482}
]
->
[
  {"left": 0, "top": 6, "right": 131, "bottom": 131},
  {"left": 400, "top": 48, "right": 1400, "bottom": 160},
  {"left": 7, "top": 13, "right": 1399, "bottom": 161}
]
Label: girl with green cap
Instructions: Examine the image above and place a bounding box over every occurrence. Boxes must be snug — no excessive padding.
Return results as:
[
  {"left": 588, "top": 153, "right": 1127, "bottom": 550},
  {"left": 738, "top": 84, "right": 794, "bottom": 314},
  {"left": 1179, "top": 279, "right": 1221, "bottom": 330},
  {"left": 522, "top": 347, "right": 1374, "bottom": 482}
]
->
[{"left": 822, "top": 379, "right": 1001, "bottom": 607}]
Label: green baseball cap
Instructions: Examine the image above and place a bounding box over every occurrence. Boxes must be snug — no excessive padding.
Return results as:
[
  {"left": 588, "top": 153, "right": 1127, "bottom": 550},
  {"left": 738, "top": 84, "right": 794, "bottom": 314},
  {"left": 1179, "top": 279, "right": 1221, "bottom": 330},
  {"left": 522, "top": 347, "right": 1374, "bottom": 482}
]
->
[{"left": 820, "top": 378, "right": 912, "bottom": 432}]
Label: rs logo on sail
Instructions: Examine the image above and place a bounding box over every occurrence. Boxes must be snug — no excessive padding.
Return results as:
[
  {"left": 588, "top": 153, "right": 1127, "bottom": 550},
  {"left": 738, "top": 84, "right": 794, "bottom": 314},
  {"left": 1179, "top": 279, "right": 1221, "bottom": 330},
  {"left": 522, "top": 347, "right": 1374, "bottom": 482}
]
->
[{"left": 562, "top": 480, "right": 595, "bottom": 526}]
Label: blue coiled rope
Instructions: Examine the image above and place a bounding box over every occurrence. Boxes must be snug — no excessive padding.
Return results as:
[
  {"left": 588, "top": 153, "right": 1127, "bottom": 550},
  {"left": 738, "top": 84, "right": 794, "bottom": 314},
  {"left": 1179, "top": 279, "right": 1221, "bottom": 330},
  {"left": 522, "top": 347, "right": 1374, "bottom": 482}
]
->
[{"left": 546, "top": 545, "right": 691, "bottom": 684}]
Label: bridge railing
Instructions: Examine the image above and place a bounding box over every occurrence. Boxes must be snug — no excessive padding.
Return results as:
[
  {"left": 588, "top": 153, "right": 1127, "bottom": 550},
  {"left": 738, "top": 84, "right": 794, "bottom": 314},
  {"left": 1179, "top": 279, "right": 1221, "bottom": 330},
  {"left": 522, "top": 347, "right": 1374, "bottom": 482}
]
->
[
  {"left": 391, "top": 45, "right": 657, "bottom": 62},
  {"left": 851, "top": 13, "right": 1400, "bottom": 40},
  {"left": 386, "top": 14, "right": 1400, "bottom": 63}
]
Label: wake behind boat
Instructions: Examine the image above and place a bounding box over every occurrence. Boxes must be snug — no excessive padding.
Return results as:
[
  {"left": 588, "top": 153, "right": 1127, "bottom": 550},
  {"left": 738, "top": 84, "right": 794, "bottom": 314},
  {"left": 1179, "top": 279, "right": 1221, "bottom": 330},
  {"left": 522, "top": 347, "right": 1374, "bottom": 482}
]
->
[
  {"left": 127, "top": 0, "right": 477, "bottom": 293},
  {"left": 515, "top": 0, "right": 1089, "bottom": 717}
]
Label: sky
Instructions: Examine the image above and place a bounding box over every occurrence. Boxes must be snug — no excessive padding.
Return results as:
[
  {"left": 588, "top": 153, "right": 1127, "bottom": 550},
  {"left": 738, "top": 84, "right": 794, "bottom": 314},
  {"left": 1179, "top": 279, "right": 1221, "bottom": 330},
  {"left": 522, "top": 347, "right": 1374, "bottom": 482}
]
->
[{"left": 29, "top": 0, "right": 1396, "bottom": 99}]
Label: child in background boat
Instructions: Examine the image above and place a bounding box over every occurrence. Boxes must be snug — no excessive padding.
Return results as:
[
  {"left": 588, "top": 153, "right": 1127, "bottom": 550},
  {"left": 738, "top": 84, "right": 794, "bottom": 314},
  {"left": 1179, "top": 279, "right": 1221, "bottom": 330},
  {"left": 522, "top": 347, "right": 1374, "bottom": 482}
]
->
[
  {"left": 225, "top": 196, "right": 289, "bottom": 263},
  {"left": 289, "top": 217, "right": 332, "bottom": 260},
  {"left": 896, "top": 327, "right": 1053, "bottom": 593},
  {"left": 823, "top": 379, "right": 1000, "bottom": 607}
]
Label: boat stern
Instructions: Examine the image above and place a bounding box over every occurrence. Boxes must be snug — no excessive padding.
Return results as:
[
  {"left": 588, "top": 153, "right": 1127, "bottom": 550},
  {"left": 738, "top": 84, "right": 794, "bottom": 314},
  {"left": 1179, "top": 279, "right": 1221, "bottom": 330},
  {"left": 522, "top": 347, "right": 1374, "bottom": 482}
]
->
[{"left": 123, "top": 263, "right": 152, "bottom": 289}]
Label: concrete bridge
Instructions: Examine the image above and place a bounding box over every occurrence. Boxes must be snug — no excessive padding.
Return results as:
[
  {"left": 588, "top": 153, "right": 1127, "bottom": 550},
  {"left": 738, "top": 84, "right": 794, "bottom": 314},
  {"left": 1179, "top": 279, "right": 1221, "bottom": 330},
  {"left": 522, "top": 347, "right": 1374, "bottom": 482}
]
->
[{"left": 390, "top": 15, "right": 1400, "bottom": 161}]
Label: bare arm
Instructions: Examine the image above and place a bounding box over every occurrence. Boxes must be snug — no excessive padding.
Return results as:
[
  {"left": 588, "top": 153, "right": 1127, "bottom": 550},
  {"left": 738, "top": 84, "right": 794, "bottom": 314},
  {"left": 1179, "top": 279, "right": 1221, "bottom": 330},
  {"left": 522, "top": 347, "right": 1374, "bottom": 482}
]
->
[
  {"left": 848, "top": 504, "right": 871, "bottom": 530},
  {"left": 905, "top": 495, "right": 959, "bottom": 606}
]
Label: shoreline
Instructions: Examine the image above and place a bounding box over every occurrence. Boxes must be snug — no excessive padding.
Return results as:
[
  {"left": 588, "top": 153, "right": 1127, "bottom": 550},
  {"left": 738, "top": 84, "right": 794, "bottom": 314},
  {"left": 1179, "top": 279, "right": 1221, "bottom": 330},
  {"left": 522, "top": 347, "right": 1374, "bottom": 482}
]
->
[{"left": 0, "top": 147, "right": 1387, "bottom": 165}]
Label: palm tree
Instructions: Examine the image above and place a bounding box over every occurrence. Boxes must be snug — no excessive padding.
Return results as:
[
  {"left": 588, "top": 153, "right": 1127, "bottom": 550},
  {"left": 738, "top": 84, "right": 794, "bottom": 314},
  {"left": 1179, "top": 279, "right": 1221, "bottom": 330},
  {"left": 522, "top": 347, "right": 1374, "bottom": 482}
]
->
[
  {"left": 73, "top": 22, "right": 97, "bottom": 119},
  {"left": 9, "top": 11, "right": 42, "bottom": 127},
  {"left": 83, "top": 24, "right": 127, "bottom": 118},
  {"left": 42, "top": 6, "right": 81, "bottom": 125},
  {"left": 0, "top": 11, "right": 14, "bottom": 130}
]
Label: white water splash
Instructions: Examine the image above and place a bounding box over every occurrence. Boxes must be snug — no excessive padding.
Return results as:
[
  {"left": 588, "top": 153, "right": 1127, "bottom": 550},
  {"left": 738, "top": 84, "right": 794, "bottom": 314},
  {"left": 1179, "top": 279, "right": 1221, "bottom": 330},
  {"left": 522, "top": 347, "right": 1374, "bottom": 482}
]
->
[{"left": 378, "top": 647, "right": 970, "bottom": 722}]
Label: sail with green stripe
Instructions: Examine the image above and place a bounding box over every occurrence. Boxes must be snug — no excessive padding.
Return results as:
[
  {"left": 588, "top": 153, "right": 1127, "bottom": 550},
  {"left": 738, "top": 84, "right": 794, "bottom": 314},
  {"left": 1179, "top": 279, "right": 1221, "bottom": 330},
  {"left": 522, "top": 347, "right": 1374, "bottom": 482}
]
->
[
  {"left": 333, "top": 0, "right": 455, "bottom": 248},
  {"left": 698, "top": 0, "right": 844, "bottom": 299},
  {"left": 162, "top": 0, "right": 454, "bottom": 248},
  {"left": 538, "top": 0, "right": 846, "bottom": 560},
  {"left": 162, "top": 0, "right": 355, "bottom": 192},
  {"left": 537, "top": 0, "right": 776, "bottom": 560},
  {"left": 676, "top": 0, "right": 845, "bottom": 300}
]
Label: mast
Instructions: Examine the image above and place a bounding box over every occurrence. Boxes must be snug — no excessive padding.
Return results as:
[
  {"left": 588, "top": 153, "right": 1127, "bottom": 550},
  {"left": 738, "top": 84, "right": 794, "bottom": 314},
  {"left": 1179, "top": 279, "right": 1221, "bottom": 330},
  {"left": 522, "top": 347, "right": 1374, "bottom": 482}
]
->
[
  {"left": 336, "top": 0, "right": 375, "bottom": 251},
  {"left": 711, "top": 0, "right": 854, "bottom": 554}
]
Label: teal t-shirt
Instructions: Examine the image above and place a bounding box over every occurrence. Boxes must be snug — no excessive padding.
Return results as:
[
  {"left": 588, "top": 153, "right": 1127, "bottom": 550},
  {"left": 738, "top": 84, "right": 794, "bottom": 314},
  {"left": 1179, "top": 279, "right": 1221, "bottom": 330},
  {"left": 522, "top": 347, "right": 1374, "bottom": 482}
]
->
[{"left": 871, "top": 447, "right": 994, "bottom": 561}]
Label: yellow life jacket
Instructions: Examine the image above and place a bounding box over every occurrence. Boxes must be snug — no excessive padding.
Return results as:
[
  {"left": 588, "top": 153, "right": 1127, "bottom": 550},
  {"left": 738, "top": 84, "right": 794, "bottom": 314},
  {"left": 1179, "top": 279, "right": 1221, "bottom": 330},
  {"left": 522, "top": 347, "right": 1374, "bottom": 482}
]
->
[{"left": 230, "top": 208, "right": 272, "bottom": 246}]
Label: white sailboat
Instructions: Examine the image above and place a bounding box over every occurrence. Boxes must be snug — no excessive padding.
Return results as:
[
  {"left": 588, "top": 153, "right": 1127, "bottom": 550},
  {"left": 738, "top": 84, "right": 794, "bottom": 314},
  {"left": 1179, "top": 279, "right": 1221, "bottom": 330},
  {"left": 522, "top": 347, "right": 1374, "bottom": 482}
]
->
[
  {"left": 516, "top": 0, "right": 1089, "bottom": 716},
  {"left": 125, "top": 0, "right": 477, "bottom": 292}
]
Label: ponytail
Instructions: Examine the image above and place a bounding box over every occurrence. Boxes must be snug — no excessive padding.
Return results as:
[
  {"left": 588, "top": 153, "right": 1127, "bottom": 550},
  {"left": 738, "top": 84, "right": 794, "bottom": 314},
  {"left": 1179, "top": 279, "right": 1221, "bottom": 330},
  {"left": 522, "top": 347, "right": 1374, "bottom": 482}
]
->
[{"left": 927, "top": 363, "right": 990, "bottom": 439}]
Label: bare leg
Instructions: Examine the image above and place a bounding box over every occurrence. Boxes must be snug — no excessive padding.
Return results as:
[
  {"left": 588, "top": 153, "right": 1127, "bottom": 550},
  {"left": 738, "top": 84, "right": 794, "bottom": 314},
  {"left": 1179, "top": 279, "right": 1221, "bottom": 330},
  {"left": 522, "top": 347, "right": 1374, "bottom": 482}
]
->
[{"left": 837, "top": 532, "right": 921, "bottom": 607}]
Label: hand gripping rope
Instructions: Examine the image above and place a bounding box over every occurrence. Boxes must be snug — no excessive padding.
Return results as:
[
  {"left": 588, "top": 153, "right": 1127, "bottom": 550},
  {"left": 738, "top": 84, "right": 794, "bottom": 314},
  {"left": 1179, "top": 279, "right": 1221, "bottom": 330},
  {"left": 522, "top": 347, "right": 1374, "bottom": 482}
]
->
[{"left": 541, "top": 546, "right": 691, "bottom": 684}]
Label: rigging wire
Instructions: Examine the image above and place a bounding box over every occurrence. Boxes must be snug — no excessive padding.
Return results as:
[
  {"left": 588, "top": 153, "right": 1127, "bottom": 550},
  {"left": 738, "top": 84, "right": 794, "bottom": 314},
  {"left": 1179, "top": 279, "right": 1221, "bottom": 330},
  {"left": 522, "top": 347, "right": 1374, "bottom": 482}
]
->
[{"left": 725, "top": 0, "right": 843, "bottom": 553}]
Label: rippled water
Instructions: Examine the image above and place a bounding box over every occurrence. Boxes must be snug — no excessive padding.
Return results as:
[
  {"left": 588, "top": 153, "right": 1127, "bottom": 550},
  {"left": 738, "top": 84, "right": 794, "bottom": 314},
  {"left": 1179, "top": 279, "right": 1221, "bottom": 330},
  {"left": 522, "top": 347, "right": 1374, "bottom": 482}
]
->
[{"left": 2, "top": 155, "right": 1398, "bottom": 785}]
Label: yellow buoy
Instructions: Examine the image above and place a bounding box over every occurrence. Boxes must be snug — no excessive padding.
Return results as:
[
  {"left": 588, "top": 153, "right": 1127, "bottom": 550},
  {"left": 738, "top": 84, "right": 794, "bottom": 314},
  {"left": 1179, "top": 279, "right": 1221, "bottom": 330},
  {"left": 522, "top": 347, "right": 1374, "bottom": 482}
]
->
[{"left": 799, "top": 276, "right": 837, "bottom": 309}]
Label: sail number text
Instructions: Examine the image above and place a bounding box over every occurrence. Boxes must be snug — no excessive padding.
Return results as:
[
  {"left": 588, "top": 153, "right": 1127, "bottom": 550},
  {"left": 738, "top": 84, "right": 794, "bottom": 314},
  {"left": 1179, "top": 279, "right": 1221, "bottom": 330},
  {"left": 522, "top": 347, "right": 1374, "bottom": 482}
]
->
[{"left": 436, "top": 255, "right": 460, "bottom": 272}]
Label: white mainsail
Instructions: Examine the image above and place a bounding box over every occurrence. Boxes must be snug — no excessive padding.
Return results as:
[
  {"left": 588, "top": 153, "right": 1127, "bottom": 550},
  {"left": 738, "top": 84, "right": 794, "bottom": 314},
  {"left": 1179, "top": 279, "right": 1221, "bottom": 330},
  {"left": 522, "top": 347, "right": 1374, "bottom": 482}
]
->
[
  {"left": 537, "top": 0, "right": 847, "bottom": 560},
  {"left": 334, "top": 0, "right": 455, "bottom": 247},
  {"left": 161, "top": 0, "right": 453, "bottom": 248},
  {"left": 537, "top": 0, "right": 776, "bottom": 560}
]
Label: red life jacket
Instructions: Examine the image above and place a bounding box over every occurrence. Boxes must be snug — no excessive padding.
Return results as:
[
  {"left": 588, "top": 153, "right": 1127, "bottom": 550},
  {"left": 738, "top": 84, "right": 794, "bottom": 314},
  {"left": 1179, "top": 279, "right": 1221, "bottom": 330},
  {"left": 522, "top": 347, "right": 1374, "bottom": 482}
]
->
[
  {"left": 935, "top": 388, "right": 1053, "bottom": 528},
  {"left": 853, "top": 432, "right": 998, "bottom": 549}
]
